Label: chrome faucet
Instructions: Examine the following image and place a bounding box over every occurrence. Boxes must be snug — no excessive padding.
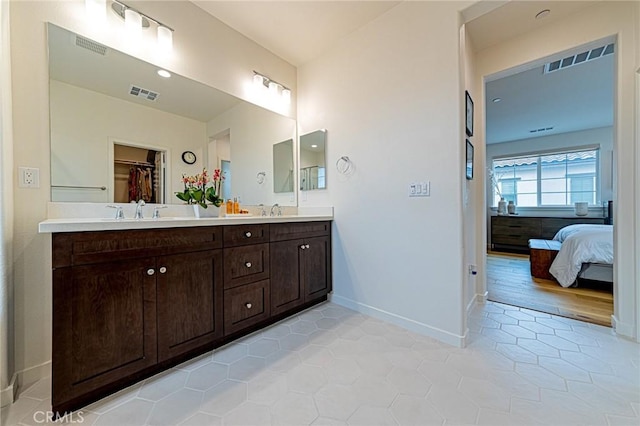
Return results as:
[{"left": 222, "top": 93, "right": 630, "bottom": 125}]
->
[
  {"left": 270, "top": 203, "right": 282, "bottom": 217},
  {"left": 135, "top": 199, "right": 146, "bottom": 219},
  {"left": 106, "top": 205, "right": 124, "bottom": 220},
  {"left": 152, "top": 205, "right": 168, "bottom": 219},
  {"left": 258, "top": 204, "right": 267, "bottom": 216}
]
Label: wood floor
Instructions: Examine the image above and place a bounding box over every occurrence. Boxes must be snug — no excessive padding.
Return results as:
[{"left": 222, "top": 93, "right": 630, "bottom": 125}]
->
[{"left": 486, "top": 252, "right": 613, "bottom": 327}]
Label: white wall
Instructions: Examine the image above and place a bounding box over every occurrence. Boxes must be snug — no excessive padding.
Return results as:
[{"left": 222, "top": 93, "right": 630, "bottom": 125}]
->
[
  {"left": 0, "top": 0, "right": 15, "bottom": 406},
  {"left": 207, "top": 101, "right": 296, "bottom": 206},
  {"left": 8, "top": 0, "right": 296, "bottom": 386},
  {"left": 461, "top": 23, "right": 482, "bottom": 325},
  {"left": 50, "top": 80, "right": 207, "bottom": 202},
  {"left": 298, "top": 1, "right": 472, "bottom": 346},
  {"left": 474, "top": 1, "right": 638, "bottom": 339}
]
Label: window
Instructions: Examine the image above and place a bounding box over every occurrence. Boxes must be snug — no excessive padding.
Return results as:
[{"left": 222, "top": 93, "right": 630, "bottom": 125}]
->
[{"left": 492, "top": 148, "right": 599, "bottom": 207}]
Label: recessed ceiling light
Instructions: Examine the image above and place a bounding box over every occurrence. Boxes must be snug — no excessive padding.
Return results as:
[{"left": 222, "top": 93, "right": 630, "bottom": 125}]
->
[
  {"left": 157, "top": 69, "right": 171, "bottom": 78},
  {"left": 492, "top": 98, "right": 502, "bottom": 103},
  {"left": 535, "top": 9, "right": 551, "bottom": 20},
  {"left": 311, "top": 144, "right": 318, "bottom": 148}
]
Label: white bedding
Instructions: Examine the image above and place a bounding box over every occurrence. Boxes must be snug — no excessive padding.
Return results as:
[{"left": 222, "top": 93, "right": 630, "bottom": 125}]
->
[{"left": 549, "top": 224, "right": 613, "bottom": 287}]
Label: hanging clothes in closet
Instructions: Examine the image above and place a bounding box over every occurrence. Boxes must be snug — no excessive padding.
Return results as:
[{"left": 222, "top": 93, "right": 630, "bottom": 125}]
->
[{"left": 128, "top": 167, "right": 154, "bottom": 203}]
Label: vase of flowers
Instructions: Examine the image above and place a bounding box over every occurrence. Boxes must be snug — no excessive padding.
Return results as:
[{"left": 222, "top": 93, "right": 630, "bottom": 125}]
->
[
  {"left": 175, "top": 168, "right": 224, "bottom": 217},
  {"left": 205, "top": 168, "right": 224, "bottom": 208}
]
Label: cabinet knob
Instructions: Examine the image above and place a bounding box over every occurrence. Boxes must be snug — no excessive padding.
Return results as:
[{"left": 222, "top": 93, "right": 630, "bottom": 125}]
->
[
  {"left": 245, "top": 231, "right": 252, "bottom": 238},
  {"left": 245, "top": 262, "right": 252, "bottom": 268},
  {"left": 245, "top": 303, "right": 252, "bottom": 309},
  {"left": 300, "top": 245, "right": 306, "bottom": 250},
  {"left": 147, "top": 269, "right": 155, "bottom": 276},
  {"left": 305, "top": 244, "right": 310, "bottom": 249},
  {"left": 159, "top": 267, "right": 167, "bottom": 274}
]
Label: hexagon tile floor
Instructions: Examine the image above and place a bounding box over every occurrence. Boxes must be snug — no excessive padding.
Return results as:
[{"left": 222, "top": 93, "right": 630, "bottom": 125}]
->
[{"left": 2, "top": 301, "right": 639, "bottom": 426}]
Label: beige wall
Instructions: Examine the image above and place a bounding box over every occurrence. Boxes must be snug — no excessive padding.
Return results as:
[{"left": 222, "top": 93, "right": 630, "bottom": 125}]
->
[
  {"left": 8, "top": 0, "right": 296, "bottom": 385},
  {"left": 474, "top": 1, "right": 638, "bottom": 339}
]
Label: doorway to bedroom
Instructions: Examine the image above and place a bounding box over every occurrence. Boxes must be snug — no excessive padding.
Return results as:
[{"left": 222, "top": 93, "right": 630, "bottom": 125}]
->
[{"left": 483, "top": 39, "right": 616, "bottom": 326}]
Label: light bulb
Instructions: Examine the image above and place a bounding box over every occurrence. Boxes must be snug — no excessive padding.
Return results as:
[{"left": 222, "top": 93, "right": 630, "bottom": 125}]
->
[
  {"left": 85, "top": 0, "right": 106, "bottom": 22},
  {"left": 157, "top": 26, "right": 173, "bottom": 52},
  {"left": 269, "top": 81, "right": 278, "bottom": 95},
  {"left": 124, "top": 8, "right": 142, "bottom": 38},
  {"left": 253, "top": 74, "right": 264, "bottom": 89},
  {"left": 281, "top": 88, "right": 291, "bottom": 104}
]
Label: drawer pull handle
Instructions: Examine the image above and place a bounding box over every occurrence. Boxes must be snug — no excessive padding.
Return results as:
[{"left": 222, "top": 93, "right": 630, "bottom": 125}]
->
[
  {"left": 245, "top": 262, "right": 252, "bottom": 268},
  {"left": 147, "top": 269, "right": 155, "bottom": 276},
  {"left": 245, "top": 231, "right": 252, "bottom": 238},
  {"left": 159, "top": 267, "right": 167, "bottom": 274},
  {"left": 245, "top": 303, "right": 252, "bottom": 309}
]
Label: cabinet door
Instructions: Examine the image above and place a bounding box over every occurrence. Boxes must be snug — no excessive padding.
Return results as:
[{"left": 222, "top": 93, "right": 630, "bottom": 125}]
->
[
  {"left": 270, "top": 239, "right": 304, "bottom": 316},
  {"left": 302, "top": 236, "right": 331, "bottom": 301},
  {"left": 52, "top": 258, "right": 157, "bottom": 409},
  {"left": 156, "top": 250, "right": 223, "bottom": 362}
]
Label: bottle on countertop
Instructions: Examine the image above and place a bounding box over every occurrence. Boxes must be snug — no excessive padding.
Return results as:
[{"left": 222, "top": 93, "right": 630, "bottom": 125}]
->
[
  {"left": 233, "top": 197, "right": 239, "bottom": 214},
  {"left": 226, "top": 199, "right": 233, "bottom": 214}
]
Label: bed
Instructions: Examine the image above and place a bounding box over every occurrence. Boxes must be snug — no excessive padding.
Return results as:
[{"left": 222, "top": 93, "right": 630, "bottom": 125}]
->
[{"left": 549, "top": 224, "right": 613, "bottom": 287}]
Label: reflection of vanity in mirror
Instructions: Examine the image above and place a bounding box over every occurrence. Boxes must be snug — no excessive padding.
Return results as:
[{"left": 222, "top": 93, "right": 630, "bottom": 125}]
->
[
  {"left": 48, "top": 23, "right": 296, "bottom": 207},
  {"left": 299, "top": 129, "right": 327, "bottom": 191}
]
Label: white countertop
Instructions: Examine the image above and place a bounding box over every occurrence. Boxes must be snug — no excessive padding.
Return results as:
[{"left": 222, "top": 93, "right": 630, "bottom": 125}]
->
[
  {"left": 38, "top": 214, "right": 333, "bottom": 233},
  {"left": 39, "top": 203, "right": 334, "bottom": 233}
]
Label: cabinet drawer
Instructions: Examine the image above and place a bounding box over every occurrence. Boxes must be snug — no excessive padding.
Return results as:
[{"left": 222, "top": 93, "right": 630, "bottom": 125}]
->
[
  {"left": 223, "top": 224, "right": 269, "bottom": 247},
  {"left": 270, "top": 221, "right": 330, "bottom": 242},
  {"left": 224, "top": 280, "right": 270, "bottom": 335},
  {"left": 223, "top": 244, "right": 270, "bottom": 289},
  {"left": 53, "top": 227, "right": 222, "bottom": 267}
]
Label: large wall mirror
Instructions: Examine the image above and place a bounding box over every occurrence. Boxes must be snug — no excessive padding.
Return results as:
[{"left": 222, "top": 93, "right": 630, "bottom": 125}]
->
[
  {"left": 48, "top": 23, "right": 297, "bottom": 206},
  {"left": 299, "top": 130, "right": 326, "bottom": 191}
]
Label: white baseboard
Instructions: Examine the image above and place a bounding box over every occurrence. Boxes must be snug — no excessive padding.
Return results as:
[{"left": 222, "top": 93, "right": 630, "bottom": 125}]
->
[
  {"left": 0, "top": 361, "right": 51, "bottom": 407},
  {"left": 331, "top": 294, "right": 466, "bottom": 348},
  {"left": 0, "top": 375, "right": 16, "bottom": 408},
  {"left": 611, "top": 315, "right": 636, "bottom": 340}
]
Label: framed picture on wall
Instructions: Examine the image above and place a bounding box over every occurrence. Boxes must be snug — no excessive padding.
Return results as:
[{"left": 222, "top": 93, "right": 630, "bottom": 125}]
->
[
  {"left": 466, "top": 139, "right": 474, "bottom": 180},
  {"left": 465, "top": 91, "right": 474, "bottom": 137}
]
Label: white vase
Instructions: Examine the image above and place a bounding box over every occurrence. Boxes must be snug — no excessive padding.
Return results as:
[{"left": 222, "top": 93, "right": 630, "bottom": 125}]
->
[
  {"left": 507, "top": 200, "right": 516, "bottom": 215},
  {"left": 497, "top": 198, "right": 507, "bottom": 215},
  {"left": 192, "top": 204, "right": 217, "bottom": 218},
  {"left": 574, "top": 202, "right": 588, "bottom": 216}
]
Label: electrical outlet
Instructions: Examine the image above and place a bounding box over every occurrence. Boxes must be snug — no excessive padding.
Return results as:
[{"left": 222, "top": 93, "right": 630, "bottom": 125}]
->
[{"left": 19, "top": 167, "right": 40, "bottom": 188}]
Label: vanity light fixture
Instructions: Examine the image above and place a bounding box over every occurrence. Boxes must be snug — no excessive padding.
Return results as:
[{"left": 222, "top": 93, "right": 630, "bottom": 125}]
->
[
  {"left": 96, "top": 0, "right": 174, "bottom": 52},
  {"left": 253, "top": 71, "right": 291, "bottom": 105}
]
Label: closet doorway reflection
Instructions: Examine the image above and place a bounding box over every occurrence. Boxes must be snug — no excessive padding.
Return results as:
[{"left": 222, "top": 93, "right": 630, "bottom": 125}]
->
[{"left": 113, "top": 142, "right": 166, "bottom": 204}]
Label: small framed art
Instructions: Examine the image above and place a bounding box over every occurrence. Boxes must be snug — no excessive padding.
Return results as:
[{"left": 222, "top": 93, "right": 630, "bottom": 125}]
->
[
  {"left": 465, "top": 90, "right": 474, "bottom": 137},
  {"left": 466, "top": 139, "right": 474, "bottom": 180}
]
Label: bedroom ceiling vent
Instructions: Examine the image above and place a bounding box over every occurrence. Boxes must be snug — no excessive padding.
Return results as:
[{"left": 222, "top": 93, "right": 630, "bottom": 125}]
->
[
  {"left": 75, "top": 35, "right": 108, "bottom": 56},
  {"left": 129, "top": 85, "right": 159, "bottom": 101},
  {"left": 544, "top": 43, "right": 614, "bottom": 74}
]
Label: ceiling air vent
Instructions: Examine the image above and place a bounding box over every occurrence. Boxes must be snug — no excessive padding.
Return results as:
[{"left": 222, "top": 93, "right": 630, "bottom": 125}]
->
[
  {"left": 129, "top": 85, "right": 159, "bottom": 102},
  {"left": 75, "top": 35, "right": 107, "bottom": 56},
  {"left": 544, "top": 43, "right": 614, "bottom": 74}
]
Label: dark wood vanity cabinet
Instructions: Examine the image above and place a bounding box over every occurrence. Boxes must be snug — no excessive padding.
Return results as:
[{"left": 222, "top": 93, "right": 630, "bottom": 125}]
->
[
  {"left": 51, "top": 220, "right": 332, "bottom": 414},
  {"left": 156, "top": 250, "right": 223, "bottom": 362},
  {"left": 270, "top": 222, "right": 332, "bottom": 316},
  {"left": 52, "top": 227, "right": 222, "bottom": 413}
]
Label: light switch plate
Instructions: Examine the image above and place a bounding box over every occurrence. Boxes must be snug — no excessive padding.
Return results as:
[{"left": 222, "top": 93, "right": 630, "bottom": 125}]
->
[{"left": 409, "top": 181, "right": 430, "bottom": 197}]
